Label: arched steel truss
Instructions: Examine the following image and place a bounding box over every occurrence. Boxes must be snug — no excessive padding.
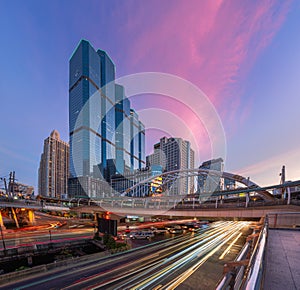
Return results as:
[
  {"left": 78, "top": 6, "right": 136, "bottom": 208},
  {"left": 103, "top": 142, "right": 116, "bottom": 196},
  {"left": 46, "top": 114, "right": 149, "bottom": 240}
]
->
[{"left": 123, "top": 168, "right": 275, "bottom": 201}]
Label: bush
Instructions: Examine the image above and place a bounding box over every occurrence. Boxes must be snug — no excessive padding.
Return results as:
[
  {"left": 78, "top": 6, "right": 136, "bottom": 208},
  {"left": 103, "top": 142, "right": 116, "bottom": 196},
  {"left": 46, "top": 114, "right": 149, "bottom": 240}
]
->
[{"left": 103, "top": 234, "right": 116, "bottom": 249}]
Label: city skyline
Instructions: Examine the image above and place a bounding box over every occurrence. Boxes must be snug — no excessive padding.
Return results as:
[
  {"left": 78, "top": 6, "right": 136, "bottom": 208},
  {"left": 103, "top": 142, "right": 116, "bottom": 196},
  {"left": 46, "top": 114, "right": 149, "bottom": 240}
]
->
[{"left": 1, "top": 1, "right": 300, "bottom": 190}]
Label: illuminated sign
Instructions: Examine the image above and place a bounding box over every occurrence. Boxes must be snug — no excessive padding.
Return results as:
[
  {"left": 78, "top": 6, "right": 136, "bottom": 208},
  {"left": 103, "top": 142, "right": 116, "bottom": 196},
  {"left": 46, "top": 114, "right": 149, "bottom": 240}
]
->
[{"left": 150, "top": 176, "right": 163, "bottom": 193}]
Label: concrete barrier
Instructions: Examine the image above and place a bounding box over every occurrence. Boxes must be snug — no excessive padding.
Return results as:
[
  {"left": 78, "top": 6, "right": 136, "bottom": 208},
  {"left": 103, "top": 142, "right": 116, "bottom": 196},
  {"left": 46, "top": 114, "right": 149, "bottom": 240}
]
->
[{"left": 268, "top": 212, "right": 300, "bottom": 228}]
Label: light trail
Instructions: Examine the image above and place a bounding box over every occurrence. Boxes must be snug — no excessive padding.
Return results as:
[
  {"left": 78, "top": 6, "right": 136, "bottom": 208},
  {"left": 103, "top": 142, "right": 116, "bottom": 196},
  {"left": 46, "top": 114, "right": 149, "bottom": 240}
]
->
[
  {"left": 87, "top": 223, "right": 235, "bottom": 289},
  {"left": 5, "top": 221, "right": 250, "bottom": 290},
  {"left": 128, "top": 222, "right": 249, "bottom": 290},
  {"left": 219, "top": 232, "right": 243, "bottom": 260},
  {"left": 164, "top": 224, "right": 249, "bottom": 289}
]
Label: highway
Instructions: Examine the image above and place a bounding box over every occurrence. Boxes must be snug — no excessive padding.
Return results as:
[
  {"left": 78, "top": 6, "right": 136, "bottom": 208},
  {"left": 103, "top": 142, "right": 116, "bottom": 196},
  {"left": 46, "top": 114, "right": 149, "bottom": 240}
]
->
[{"left": 0, "top": 221, "right": 250, "bottom": 290}]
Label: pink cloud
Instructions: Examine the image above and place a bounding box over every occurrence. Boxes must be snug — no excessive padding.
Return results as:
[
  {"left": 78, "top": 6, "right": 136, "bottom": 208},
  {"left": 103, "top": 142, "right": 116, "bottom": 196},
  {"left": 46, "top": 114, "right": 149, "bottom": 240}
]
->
[
  {"left": 125, "top": 0, "right": 291, "bottom": 102},
  {"left": 119, "top": 0, "right": 292, "bottom": 158}
]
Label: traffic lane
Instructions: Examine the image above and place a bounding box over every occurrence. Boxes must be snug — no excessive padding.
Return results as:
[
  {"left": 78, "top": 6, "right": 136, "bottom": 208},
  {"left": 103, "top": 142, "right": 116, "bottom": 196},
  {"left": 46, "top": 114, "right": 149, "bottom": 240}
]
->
[
  {"left": 103, "top": 222, "right": 249, "bottom": 290},
  {"left": 65, "top": 223, "right": 234, "bottom": 289},
  {"left": 148, "top": 223, "right": 248, "bottom": 290},
  {"left": 0, "top": 222, "right": 234, "bottom": 290},
  {"left": 53, "top": 232, "right": 213, "bottom": 289},
  {"left": 0, "top": 231, "right": 198, "bottom": 290}
]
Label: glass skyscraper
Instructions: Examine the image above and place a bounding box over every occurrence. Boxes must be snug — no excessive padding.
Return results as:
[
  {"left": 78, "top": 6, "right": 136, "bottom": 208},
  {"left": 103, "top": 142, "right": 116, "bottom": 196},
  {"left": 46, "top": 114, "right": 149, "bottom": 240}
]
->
[
  {"left": 197, "top": 158, "right": 224, "bottom": 193},
  {"left": 68, "top": 40, "right": 145, "bottom": 198}
]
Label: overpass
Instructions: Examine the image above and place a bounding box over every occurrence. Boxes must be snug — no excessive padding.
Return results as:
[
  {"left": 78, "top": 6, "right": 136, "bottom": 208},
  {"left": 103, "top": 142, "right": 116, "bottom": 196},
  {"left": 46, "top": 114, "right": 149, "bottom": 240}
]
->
[
  {"left": 0, "top": 179, "right": 299, "bottom": 226},
  {"left": 123, "top": 168, "right": 276, "bottom": 201}
]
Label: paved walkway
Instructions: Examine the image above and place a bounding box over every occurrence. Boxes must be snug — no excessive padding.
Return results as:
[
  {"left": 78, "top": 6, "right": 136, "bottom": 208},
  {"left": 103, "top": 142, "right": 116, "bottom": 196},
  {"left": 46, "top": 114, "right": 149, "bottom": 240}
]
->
[{"left": 264, "top": 229, "right": 300, "bottom": 290}]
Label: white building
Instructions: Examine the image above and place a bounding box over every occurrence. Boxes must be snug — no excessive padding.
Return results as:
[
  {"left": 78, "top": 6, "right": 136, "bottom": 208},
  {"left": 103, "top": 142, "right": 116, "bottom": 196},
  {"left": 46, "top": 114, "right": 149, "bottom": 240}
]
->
[{"left": 146, "top": 137, "right": 195, "bottom": 195}]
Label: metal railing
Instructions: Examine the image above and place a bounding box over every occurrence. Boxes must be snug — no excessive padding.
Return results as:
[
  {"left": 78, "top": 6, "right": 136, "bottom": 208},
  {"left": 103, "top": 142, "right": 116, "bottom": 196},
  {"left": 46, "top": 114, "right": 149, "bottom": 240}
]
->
[
  {"left": 216, "top": 242, "right": 250, "bottom": 290},
  {"left": 215, "top": 217, "right": 268, "bottom": 290},
  {"left": 242, "top": 219, "right": 268, "bottom": 290}
]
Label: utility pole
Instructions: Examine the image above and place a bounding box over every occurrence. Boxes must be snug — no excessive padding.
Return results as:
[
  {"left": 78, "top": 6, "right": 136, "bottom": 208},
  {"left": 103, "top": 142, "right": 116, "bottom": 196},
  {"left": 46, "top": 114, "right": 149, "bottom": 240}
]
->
[
  {"left": 1, "top": 178, "right": 8, "bottom": 197},
  {"left": 12, "top": 171, "right": 15, "bottom": 198},
  {"left": 280, "top": 166, "right": 286, "bottom": 199},
  {"left": 9, "top": 172, "right": 12, "bottom": 197}
]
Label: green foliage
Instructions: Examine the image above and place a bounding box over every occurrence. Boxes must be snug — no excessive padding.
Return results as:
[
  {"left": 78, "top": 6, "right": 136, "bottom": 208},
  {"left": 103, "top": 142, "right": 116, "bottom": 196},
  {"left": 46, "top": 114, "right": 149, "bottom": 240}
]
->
[{"left": 103, "top": 234, "right": 116, "bottom": 249}]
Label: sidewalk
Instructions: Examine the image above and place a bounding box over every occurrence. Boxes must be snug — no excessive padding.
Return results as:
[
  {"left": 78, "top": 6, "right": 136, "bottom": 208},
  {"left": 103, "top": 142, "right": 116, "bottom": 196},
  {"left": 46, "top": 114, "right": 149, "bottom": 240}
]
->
[{"left": 264, "top": 229, "right": 300, "bottom": 290}]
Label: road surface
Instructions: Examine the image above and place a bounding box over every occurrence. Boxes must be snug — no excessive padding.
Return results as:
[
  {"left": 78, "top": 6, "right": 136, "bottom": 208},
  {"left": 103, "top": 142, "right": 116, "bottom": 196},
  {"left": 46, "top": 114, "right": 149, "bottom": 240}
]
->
[{"left": 0, "top": 221, "right": 250, "bottom": 290}]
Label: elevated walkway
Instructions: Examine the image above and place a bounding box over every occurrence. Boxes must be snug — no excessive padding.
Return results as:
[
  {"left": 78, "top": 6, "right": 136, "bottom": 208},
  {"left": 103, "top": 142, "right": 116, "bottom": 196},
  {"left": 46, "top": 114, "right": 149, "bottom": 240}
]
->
[
  {"left": 264, "top": 229, "right": 300, "bottom": 290},
  {"left": 72, "top": 204, "right": 300, "bottom": 218}
]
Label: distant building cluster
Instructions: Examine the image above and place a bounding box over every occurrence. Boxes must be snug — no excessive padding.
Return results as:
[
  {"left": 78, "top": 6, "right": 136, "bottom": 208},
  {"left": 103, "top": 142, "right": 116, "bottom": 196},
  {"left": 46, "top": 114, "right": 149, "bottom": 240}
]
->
[{"left": 37, "top": 39, "right": 227, "bottom": 200}]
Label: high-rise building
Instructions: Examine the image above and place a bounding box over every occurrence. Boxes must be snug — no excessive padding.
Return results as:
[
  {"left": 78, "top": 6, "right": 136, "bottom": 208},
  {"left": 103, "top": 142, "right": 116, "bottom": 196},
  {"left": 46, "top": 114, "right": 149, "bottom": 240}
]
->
[
  {"left": 111, "top": 165, "right": 163, "bottom": 197},
  {"left": 197, "top": 158, "right": 224, "bottom": 193},
  {"left": 115, "top": 84, "right": 131, "bottom": 174},
  {"left": 38, "top": 130, "right": 69, "bottom": 199},
  {"left": 146, "top": 137, "right": 194, "bottom": 195},
  {"left": 68, "top": 40, "right": 145, "bottom": 198},
  {"left": 130, "top": 109, "right": 145, "bottom": 171}
]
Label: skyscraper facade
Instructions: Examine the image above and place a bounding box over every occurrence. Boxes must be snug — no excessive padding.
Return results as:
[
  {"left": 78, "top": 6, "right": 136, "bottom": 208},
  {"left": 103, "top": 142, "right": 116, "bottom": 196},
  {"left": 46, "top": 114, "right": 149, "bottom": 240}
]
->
[
  {"left": 197, "top": 158, "right": 224, "bottom": 193},
  {"left": 146, "top": 137, "right": 194, "bottom": 195},
  {"left": 38, "top": 130, "right": 69, "bottom": 199},
  {"left": 68, "top": 40, "right": 145, "bottom": 198},
  {"left": 130, "top": 109, "right": 145, "bottom": 171}
]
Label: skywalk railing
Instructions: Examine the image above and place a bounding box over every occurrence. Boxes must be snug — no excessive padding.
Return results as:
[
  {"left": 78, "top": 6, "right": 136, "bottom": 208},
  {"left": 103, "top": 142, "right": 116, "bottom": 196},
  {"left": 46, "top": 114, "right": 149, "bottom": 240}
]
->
[{"left": 215, "top": 217, "right": 268, "bottom": 290}]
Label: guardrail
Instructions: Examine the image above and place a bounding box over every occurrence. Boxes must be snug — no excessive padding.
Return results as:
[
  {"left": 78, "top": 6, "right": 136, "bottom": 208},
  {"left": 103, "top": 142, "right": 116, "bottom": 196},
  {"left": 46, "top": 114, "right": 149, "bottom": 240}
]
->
[
  {"left": 242, "top": 219, "right": 268, "bottom": 289},
  {"left": 216, "top": 242, "right": 250, "bottom": 290},
  {"left": 216, "top": 211, "right": 300, "bottom": 290},
  {"left": 215, "top": 217, "right": 268, "bottom": 290}
]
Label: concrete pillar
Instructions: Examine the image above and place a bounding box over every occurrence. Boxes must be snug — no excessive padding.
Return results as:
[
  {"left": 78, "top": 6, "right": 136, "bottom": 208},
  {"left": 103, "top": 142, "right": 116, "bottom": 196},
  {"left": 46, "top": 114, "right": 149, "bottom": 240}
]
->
[
  {"left": 11, "top": 207, "right": 20, "bottom": 228},
  {"left": 0, "top": 211, "right": 6, "bottom": 230},
  {"left": 28, "top": 209, "right": 36, "bottom": 225},
  {"left": 245, "top": 193, "right": 250, "bottom": 208},
  {"left": 287, "top": 187, "right": 291, "bottom": 205}
]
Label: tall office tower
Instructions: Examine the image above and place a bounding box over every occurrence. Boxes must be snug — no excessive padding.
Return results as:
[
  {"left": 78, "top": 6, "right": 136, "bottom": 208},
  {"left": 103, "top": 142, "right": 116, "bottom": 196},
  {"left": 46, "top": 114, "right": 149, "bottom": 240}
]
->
[
  {"left": 68, "top": 40, "right": 145, "bottom": 198},
  {"left": 130, "top": 109, "right": 145, "bottom": 171},
  {"left": 115, "top": 84, "right": 131, "bottom": 175},
  {"left": 146, "top": 137, "right": 194, "bottom": 195},
  {"left": 38, "top": 130, "right": 69, "bottom": 199},
  {"left": 197, "top": 158, "right": 224, "bottom": 193},
  {"left": 69, "top": 40, "right": 115, "bottom": 197}
]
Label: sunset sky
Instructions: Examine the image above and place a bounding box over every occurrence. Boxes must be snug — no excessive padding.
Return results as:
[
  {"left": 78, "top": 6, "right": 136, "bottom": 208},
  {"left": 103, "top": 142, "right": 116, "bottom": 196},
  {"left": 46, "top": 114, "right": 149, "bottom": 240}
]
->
[{"left": 0, "top": 0, "right": 300, "bottom": 190}]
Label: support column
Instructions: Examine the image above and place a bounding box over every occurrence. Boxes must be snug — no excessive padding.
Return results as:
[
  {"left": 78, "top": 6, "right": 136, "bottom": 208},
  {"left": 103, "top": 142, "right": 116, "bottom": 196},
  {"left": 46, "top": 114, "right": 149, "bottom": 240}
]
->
[
  {"left": 11, "top": 207, "right": 20, "bottom": 228},
  {"left": 28, "top": 209, "right": 36, "bottom": 225},
  {"left": 0, "top": 211, "right": 6, "bottom": 230},
  {"left": 245, "top": 193, "right": 250, "bottom": 208},
  {"left": 287, "top": 187, "right": 291, "bottom": 205}
]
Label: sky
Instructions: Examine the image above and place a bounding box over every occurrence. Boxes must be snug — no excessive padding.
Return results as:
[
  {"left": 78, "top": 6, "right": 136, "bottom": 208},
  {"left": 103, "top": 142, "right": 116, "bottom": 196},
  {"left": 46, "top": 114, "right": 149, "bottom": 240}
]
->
[{"left": 0, "top": 0, "right": 300, "bottom": 191}]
